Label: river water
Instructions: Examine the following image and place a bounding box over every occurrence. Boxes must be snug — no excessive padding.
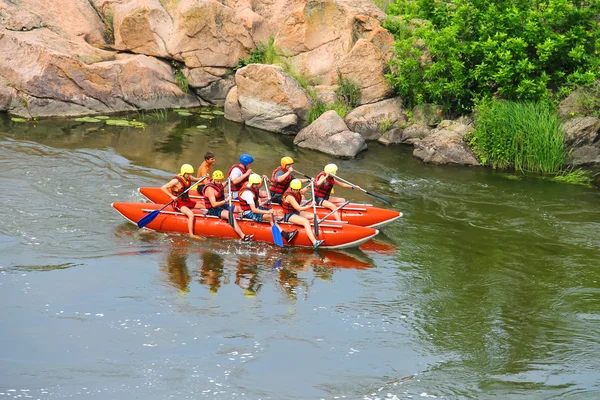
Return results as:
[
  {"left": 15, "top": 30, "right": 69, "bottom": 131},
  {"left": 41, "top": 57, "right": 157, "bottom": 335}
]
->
[{"left": 1, "top": 111, "right": 599, "bottom": 399}]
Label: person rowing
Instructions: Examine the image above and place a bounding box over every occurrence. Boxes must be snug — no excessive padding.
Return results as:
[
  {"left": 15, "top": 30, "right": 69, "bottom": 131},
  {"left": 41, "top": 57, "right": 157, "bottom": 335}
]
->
[
  {"left": 228, "top": 154, "right": 254, "bottom": 201},
  {"left": 314, "top": 163, "right": 360, "bottom": 221},
  {"left": 196, "top": 151, "right": 216, "bottom": 192},
  {"left": 160, "top": 164, "right": 205, "bottom": 238},
  {"left": 203, "top": 170, "right": 254, "bottom": 242},
  {"left": 239, "top": 174, "right": 298, "bottom": 243},
  {"left": 269, "top": 156, "right": 310, "bottom": 205},
  {"left": 282, "top": 179, "right": 324, "bottom": 249}
]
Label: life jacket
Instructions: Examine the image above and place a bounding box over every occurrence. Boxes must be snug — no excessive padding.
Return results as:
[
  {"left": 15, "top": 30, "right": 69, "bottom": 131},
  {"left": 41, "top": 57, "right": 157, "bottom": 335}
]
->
[
  {"left": 314, "top": 172, "right": 335, "bottom": 199},
  {"left": 227, "top": 164, "right": 247, "bottom": 192},
  {"left": 281, "top": 189, "right": 302, "bottom": 214},
  {"left": 238, "top": 185, "right": 259, "bottom": 212},
  {"left": 202, "top": 182, "right": 225, "bottom": 209},
  {"left": 172, "top": 175, "right": 191, "bottom": 200},
  {"left": 269, "top": 167, "right": 293, "bottom": 195}
]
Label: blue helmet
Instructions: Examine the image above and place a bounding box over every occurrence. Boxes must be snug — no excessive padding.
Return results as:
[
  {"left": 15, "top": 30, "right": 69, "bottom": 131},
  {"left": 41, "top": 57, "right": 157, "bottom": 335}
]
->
[{"left": 239, "top": 154, "right": 254, "bottom": 167}]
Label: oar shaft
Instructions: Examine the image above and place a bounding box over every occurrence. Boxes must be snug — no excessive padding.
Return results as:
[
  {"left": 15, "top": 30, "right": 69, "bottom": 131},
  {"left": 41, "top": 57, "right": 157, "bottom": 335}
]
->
[{"left": 318, "top": 201, "right": 350, "bottom": 223}]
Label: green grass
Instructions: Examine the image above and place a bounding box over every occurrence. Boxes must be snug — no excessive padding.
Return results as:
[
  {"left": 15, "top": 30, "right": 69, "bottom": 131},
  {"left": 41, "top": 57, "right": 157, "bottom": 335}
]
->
[
  {"left": 551, "top": 169, "right": 593, "bottom": 186},
  {"left": 469, "top": 100, "right": 566, "bottom": 173}
]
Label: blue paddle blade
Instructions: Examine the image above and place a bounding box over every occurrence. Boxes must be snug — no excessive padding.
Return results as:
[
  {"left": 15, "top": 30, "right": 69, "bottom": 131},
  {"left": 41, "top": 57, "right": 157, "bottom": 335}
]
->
[
  {"left": 272, "top": 224, "right": 284, "bottom": 247},
  {"left": 272, "top": 258, "right": 283, "bottom": 270},
  {"left": 137, "top": 209, "right": 160, "bottom": 229}
]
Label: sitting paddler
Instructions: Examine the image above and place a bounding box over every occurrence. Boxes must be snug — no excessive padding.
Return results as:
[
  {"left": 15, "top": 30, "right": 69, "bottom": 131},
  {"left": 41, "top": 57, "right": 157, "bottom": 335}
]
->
[
  {"left": 203, "top": 170, "right": 254, "bottom": 242},
  {"left": 269, "top": 156, "right": 310, "bottom": 205},
  {"left": 239, "top": 174, "right": 298, "bottom": 243},
  {"left": 196, "top": 151, "right": 216, "bottom": 192},
  {"left": 314, "top": 163, "right": 360, "bottom": 221},
  {"left": 228, "top": 154, "right": 255, "bottom": 200},
  {"left": 161, "top": 164, "right": 205, "bottom": 238},
  {"left": 282, "top": 179, "right": 325, "bottom": 249}
]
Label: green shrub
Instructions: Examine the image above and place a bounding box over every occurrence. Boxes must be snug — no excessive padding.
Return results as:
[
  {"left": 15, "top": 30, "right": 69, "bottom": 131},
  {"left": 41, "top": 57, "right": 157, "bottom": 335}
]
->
[
  {"left": 306, "top": 75, "right": 360, "bottom": 123},
  {"left": 171, "top": 61, "right": 189, "bottom": 93},
  {"left": 385, "top": 0, "right": 600, "bottom": 114},
  {"left": 469, "top": 100, "right": 565, "bottom": 173},
  {"left": 104, "top": 9, "right": 114, "bottom": 44},
  {"left": 234, "top": 36, "right": 279, "bottom": 71},
  {"left": 336, "top": 71, "right": 361, "bottom": 108}
]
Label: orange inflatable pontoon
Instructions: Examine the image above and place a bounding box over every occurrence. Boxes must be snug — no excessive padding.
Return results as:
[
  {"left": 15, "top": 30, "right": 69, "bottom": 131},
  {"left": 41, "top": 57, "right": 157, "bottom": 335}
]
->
[
  {"left": 138, "top": 187, "right": 402, "bottom": 228},
  {"left": 112, "top": 202, "right": 379, "bottom": 249}
]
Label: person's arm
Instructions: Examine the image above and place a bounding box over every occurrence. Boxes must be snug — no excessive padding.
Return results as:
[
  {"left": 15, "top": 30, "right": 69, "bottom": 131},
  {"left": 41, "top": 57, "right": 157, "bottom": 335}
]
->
[
  {"left": 315, "top": 173, "right": 327, "bottom": 186},
  {"left": 274, "top": 169, "right": 290, "bottom": 183},
  {"left": 230, "top": 168, "right": 252, "bottom": 185},
  {"left": 206, "top": 187, "right": 226, "bottom": 208},
  {"left": 286, "top": 195, "right": 312, "bottom": 212},
  {"left": 333, "top": 177, "right": 360, "bottom": 190},
  {"left": 197, "top": 164, "right": 209, "bottom": 179},
  {"left": 161, "top": 179, "right": 179, "bottom": 201}
]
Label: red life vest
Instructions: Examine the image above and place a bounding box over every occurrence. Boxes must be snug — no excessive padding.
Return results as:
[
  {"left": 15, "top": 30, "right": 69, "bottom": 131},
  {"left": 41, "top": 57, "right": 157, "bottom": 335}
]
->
[
  {"left": 269, "top": 167, "right": 293, "bottom": 195},
  {"left": 314, "top": 172, "right": 335, "bottom": 199},
  {"left": 281, "top": 190, "right": 302, "bottom": 213},
  {"left": 227, "top": 164, "right": 247, "bottom": 192},
  {"left": 173, "top": 175, "right": 191, "bottom": 200},
  {"left": 202, "top": 182, "right": 225, "bottom": 209},
  {"left": 238, "top": 185, "right": 259, "bottom": 212}
]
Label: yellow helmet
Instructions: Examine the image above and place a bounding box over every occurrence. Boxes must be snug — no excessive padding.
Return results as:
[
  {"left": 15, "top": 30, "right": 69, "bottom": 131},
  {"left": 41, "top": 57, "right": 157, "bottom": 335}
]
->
[
  {"left": 280, "top": 156, "right": 294, "bottom": 169},
  {"left": 290, "top": 179, "right": 302, "bottom": 190},
  {"left": 248, "top": 173, "right": 262, "bottom": 185},
  {"left": 324, "top": 163, "right": 338, "bottom": 175},
  {"left": 180, "top": 164, "right": 194, "bottom": 175},
  {"left": 212, "top": 170, "right": 224, "bottom": 180}
]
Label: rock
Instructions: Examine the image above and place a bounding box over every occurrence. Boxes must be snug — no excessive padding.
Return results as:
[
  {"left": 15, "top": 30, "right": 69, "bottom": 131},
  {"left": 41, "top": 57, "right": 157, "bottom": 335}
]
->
[
  {"left": 412, "top": 104, "right": 444, "bottom": 126},
  {"left": 196, "top": 76, "right": 235, "bottom": 106},
  {"left": 378, "top": 124, "right": 432, "bottom": 146},
  {"left": 562, "top": 117, "right": 600, "bottom": 148},
  {"left": 294, "top": 110, "right": 367, "bottom": 158},
  {"left": 113, "top": 0, "right": 255, "bottom": 68},
  {"left": 566, "top": 145, "right": 600, "bottom": 167},
  {"left": 224, "top": 86, "right": 243, "bottom": 123},
  {"left": 344, "top": 97, "right": 406, "bottom": 140},
  {"left": 413, "top": 120, "right": 480, "bottom": 166},
  {"left": 235, "top": 64, "right": 311, "bottom": 134},
  {"left": 0, "top": 29, "right": 199, "bottom": 117},
  {"left": 557, "top": 86, "right": 600, "bottom": 119},
  {"left": 337, "top": 39, "right": 393, "bottom": 104}
]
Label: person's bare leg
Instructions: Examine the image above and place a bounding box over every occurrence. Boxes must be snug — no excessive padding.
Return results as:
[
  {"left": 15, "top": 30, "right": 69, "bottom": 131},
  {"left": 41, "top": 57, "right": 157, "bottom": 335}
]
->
[
  {"left": 181, "top": 207, "right": 198, "bottom": 238},
  {"left": 222, "top": 210, "right": 246, "bottom": 239},
  {"left": 289, "top": 214, "right": 316, "bottom": 245},
  {"left": 322, "top": 199, "right": 341, "bottom": 221}
]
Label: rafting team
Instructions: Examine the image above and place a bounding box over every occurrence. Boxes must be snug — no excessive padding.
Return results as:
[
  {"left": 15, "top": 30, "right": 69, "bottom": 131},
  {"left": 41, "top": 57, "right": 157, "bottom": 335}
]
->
[{"left": 160, "top": 152, "right": 360, "bottom": 249}]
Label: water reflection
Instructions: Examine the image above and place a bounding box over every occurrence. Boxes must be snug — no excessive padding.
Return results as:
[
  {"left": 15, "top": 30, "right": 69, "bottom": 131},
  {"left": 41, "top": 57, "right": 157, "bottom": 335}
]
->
[
  {"left": 159, "top": 239, "right": 191, "bottom": 293},
  {"left": 198, "top": 250, "right": 227, "bottom": 294},
  {"left": 235, "top": 254, "right": 262, "bottom": 298}
]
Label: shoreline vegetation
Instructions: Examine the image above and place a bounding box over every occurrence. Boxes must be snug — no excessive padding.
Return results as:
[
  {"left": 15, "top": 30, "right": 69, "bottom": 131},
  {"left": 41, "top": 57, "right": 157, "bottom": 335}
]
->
[{"left": 381, "top": 0, "right": 600, "bottom": 184}]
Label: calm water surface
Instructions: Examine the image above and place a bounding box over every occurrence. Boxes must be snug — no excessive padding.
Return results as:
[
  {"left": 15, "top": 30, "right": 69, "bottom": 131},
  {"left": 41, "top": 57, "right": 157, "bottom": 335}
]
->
[{"left": 1, "top": 111, "right": 599, "bottom": 399}]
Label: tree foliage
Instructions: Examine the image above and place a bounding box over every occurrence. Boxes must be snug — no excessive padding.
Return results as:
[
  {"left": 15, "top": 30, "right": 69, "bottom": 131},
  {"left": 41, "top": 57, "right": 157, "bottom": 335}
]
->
[{"left": 384, "top": 0, "right": 600, "bottom": 114}]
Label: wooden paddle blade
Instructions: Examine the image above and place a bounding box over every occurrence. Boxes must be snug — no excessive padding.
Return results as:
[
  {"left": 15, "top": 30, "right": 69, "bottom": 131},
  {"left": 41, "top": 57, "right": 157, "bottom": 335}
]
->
[
  {"left": 272, "top": 224, "right": 284, "bottom": 247},
  {"left": 137, "top": 209, "right": 160, "bottom": 229}
]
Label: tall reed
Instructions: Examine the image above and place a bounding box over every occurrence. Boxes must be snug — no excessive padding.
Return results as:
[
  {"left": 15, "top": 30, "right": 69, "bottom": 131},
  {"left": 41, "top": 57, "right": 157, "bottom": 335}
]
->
[{"left": 470, "top": 100, "right": 565, "bottom": 173}]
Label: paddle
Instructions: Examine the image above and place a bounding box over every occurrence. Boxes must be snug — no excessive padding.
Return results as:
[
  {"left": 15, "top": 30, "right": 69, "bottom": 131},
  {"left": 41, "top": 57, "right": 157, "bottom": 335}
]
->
[
  {"left": 309, "top": 180, "right": 319, "bottom": 238},
  {"left": 263, "top": 178, "right": 284, "bottom": 247},
  {"left": 318, "top": 200, "right": 350, "bottom": 224},
  {"left": 137, "top": 176, "right": 206, "bottom": 229},
  {"left": 295, "top": 170, "right": 392, "bottom": 206},
  {"left": 227, "top": 179, "right": 234, "bottom": 227}
]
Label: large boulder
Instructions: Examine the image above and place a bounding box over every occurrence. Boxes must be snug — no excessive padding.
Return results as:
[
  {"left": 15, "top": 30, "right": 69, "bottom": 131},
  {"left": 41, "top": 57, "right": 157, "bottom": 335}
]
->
[
  {"left": 566, "top": 146, "right": 600, "bottom": 167},
  {"left": 294, "top": 110, "right": 367, "bottom": 158},
  {"left": 224, "top": 86, "right": 243, "bottom": 123},
  {"left": 344, "top": 97, "right": 406, "bottom": 140},
  {"left": 234, "top": 64, "right": 311, "bottom": 134},
  {"left": 378, "top": 124, "right": 432, "bottom": 146},
  {"left": 336, "top": 39, "right": 393, "bottom": 104},
  {"left": 413, "top": 120, "right": 480, "bottom": 166},
  {"left": 562, "top": 117, "right": 600, "bottom": 148},
  {"left": 0, "top": 28, "right": 199, "bottom": 117}
]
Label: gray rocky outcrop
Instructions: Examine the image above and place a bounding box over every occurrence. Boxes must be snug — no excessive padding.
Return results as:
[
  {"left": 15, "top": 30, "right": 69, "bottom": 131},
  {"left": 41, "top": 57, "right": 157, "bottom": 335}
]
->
[
  {"left": 294, "top": 110, "right": 367, "bottom": 158},
  {"left": 413, "top": 120, "right": 480, "bottom": 166},
  {"left": 344, "top": 98, "right": 406, "bottom": 141},
  {"left": 234, "top": 64, "right": 312, "bottom": 134},
  {"left": 378, "top": 124, "right": 432, "bottom": 145},
  {"left": 562, "top": 117, "right": 600, "bottom": 148}
]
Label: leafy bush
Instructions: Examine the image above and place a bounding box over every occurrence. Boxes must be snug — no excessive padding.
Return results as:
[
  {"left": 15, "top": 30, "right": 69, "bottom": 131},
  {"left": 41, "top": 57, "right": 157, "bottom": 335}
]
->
[
  {"left": 306, "top": 75, "right": 361, "bottom": 123},
  {"left": 385, "top": 0, "right": 600, "bottom": 114},
  {"left": 171, "top": 61, "right": 189, "bottom": 93},
  {"left": 469, "top": 100, "right": 565, "bottom": 173},
  {"left": 336, "top": 71, "right": 361, "bottom": 108}
]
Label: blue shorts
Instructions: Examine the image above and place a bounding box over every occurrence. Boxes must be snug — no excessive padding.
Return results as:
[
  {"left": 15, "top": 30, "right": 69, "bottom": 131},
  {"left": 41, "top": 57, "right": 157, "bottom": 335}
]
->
[
  {"left": 242, "top": 206, "right": 268, "bottom": 222},
  {"left": 283, "top": 211, "right": 300, "bottom": 223},
  {"left": 206, "top": 205, "right": 233, "bottom": 218},
  {"left": 315, "top": 197, "right": 328, "bottom": 206}
]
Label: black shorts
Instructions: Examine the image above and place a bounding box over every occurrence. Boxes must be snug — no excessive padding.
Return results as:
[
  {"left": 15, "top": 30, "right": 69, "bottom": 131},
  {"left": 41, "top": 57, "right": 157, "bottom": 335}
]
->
[
  {"left": 270, "top": 192, "right": 283, "bottom": 205},
  {"left": 315, "top": 197, "right": 328, "bottom": 206}
]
